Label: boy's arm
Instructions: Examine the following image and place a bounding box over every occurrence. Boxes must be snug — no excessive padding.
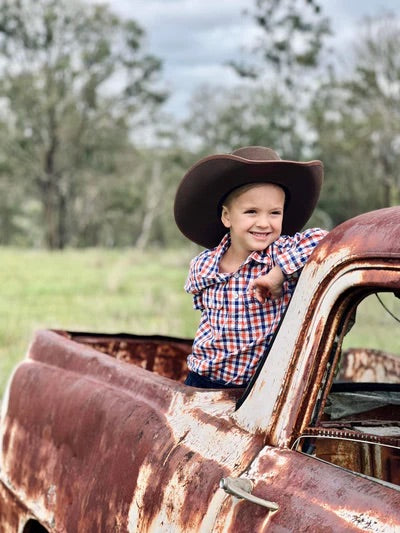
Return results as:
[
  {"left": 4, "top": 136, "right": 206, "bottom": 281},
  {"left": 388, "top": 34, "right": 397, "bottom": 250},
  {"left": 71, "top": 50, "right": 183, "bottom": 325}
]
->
[
  {"left": 248, "top": 228, "right": 328, "bottom": 303},
  {"left": 275, "top": 228, "right": 328, "bottom": 276},
  {"left": 248, "top": 266, "right": 285, "bottom": 303}
]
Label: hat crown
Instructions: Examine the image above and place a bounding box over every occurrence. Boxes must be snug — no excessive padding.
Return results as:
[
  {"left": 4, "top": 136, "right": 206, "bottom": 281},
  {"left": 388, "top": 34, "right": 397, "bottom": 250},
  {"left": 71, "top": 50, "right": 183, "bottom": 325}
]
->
[
  {"left": 232, "top": 146, "right": 281, "bottom": 161},
  {"left": 174, "top": 145, "right": 323, "bottom": 248}
]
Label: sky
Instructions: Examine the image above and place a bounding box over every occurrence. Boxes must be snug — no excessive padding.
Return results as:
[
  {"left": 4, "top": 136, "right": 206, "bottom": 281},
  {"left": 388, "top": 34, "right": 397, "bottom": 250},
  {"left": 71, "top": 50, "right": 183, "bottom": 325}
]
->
[{"left": 88, "top": 0, "right": 399, "bottom": 118}]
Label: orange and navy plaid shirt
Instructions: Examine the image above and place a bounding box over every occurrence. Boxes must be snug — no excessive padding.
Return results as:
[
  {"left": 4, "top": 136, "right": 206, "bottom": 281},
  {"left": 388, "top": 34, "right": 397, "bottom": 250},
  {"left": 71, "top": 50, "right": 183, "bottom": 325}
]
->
[{"left": 185, "top": 228, "right": 328, "bottom": 385}]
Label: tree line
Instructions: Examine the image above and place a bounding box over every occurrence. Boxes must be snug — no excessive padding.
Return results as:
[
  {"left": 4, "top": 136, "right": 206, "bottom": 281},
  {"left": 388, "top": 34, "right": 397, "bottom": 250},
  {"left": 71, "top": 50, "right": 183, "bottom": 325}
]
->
[{"left": 0, "top": 0, "right": 399, "bottom": 249}]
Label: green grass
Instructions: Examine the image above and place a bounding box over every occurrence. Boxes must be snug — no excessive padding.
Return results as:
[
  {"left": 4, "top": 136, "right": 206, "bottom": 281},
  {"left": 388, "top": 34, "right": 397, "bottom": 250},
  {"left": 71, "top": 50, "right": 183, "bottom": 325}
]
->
[
  {"left": 342, "top": 292, "right": 400, "bottom": 354},
  {"left": 0, "top": 247, "right": 200, "bottom": 399},
  {"left": 1, "top": 248, "right": 399, "bottom": 401}
]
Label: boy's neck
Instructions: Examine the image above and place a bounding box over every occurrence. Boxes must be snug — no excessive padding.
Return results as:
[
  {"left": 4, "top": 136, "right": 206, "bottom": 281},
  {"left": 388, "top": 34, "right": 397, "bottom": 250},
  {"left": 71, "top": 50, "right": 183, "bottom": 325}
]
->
[{"left": 219, "top": 245, "right": 250, "bottom": 273}]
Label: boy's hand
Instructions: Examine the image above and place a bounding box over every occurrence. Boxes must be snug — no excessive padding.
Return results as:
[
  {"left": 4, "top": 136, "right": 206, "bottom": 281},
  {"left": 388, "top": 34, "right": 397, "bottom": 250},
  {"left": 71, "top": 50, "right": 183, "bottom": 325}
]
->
[{"left": 248, "top": 266, "right": 285, "bottom": 303}]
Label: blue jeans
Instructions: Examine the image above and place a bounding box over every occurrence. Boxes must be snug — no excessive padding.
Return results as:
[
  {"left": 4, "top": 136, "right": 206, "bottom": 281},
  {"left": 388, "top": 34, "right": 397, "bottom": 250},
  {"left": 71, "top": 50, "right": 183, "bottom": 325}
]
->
[{"left": 184, "top": 371, "right": 247, "bottom": 389}]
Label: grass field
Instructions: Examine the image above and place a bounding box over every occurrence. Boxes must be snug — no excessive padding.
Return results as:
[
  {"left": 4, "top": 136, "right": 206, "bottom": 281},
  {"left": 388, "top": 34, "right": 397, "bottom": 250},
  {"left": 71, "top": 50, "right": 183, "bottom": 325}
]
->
[
  {"left": 0, "top": 247, "right": 200, "bottom": 399},
  {"left": 1, "top": 247, "right": 399, "bottom": 400}
]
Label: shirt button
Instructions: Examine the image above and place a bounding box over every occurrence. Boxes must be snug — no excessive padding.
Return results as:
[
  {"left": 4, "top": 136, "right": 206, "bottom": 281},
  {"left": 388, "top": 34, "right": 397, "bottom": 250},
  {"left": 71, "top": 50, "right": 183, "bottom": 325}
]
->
[
  {"left": 234, "top": 272, "right": 240, "bottom": 279},
  {"left": 233, "top": 291, "right": 239, "bottom": 299}
]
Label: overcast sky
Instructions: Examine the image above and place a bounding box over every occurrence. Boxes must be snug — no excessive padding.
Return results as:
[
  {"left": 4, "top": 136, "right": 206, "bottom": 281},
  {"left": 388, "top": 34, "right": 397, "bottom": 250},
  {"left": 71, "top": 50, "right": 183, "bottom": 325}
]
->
[{"left": 89, "top": 0, "right": 399, "bottom": 118}]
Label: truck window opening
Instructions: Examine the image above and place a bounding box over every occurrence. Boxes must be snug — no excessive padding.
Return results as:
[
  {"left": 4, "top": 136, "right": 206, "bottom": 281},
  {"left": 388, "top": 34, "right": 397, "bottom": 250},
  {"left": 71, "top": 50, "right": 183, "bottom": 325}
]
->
[{"left": 297, "top": 290, "right": 400, "bottom": 488}]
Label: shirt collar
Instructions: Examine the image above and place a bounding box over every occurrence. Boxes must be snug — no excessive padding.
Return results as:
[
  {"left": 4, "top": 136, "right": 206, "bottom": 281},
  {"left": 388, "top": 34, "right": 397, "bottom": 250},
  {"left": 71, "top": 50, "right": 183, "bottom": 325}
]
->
[
  {"left": 201, "top": 232, "right": 273, "bottom": 279},
  {"left": 199, "top": 233, "right": 230, "bottom": 279}
]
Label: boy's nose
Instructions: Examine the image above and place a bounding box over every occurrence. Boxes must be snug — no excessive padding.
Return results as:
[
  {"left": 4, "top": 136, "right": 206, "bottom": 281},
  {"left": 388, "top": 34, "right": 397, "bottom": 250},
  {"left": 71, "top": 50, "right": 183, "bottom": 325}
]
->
[{"left": 255, "top": 215, "right": 271, "bottom": 229}]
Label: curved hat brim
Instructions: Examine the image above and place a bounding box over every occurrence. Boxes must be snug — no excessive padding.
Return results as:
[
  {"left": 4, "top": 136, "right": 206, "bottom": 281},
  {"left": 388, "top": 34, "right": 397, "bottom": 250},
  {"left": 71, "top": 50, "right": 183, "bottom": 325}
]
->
[{"left": 174, "top": 153, "right": 323, "bottom": 249}]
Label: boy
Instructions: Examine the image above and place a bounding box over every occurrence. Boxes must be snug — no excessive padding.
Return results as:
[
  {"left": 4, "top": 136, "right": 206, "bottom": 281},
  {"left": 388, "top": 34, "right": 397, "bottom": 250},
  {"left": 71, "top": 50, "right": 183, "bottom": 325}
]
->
[{"left": 174, "top": 146, "right": 327, "bottom": 389}]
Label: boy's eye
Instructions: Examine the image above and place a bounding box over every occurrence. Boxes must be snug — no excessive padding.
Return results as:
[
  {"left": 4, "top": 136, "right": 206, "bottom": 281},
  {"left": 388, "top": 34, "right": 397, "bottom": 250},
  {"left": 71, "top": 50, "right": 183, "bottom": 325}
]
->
[{"left": 244, "top": 209, "right": 256, "bottom": 214}]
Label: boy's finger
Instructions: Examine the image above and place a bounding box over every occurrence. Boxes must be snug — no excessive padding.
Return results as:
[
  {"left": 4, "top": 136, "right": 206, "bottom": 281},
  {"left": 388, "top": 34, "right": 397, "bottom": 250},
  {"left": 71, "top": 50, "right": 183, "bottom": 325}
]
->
[
  {"left": 248, "top": 283, "right": 258, "bottom": 294},
  {"left": 254, "top": 292, "right": 263, "bottom": 303},
  {"left": 256, "top": 288, "right": 268, "bottom": 303}
]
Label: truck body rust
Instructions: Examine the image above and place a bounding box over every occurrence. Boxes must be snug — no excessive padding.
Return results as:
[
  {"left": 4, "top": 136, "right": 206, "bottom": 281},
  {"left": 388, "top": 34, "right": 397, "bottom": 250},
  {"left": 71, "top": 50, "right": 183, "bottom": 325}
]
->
[{"left": 1, "top": 207, "right": 400, "bottom": 532}]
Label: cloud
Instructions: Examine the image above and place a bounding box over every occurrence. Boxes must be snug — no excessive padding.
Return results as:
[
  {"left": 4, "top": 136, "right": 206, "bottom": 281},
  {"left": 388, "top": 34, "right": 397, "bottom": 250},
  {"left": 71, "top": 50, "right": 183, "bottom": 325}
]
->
[
  {"left": 113, "top": 0, "right": 251, "bottom": 30},
  {"left": 118, "top": 0, "right": 258, "bottom": 115},
  {"left": 85, "top": 0, "right": 400, "bottom": 118},
  {"left": 84, "top": 0, "right": 258, "bottom": 115},
  {"left": 115, "top": 0, "right": 257, "bottom": 63}
]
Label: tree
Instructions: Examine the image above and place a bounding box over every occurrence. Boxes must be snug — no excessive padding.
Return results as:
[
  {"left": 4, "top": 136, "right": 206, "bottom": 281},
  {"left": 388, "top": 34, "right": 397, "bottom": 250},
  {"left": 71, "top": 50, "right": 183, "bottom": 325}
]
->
[
  {"left": 184, "top": 84, "right": 304, "bottom": 158},
  {"left": 308, "top": 15, "right": 400, "bottom": 224},
  {"left": 231, "top": 0, "right": 331, "bottom": 87},
  {"left": 344, "top": 15, "right": 400, "bottom": 207},
  {"left": 0, "top": 0, "right": 166, "bottom": 248},
  {"left": 183, "top": 83, "right": 334, "bottom": 231},
  {"left": 225, "top": 0, "right": 333, "bottom": 206}
]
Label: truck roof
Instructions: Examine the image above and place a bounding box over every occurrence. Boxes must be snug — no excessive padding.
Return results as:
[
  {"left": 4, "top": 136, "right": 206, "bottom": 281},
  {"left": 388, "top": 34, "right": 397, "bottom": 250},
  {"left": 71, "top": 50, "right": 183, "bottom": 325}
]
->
[{"left": 311, "top": 206, "right": 400, "bottom": 262}]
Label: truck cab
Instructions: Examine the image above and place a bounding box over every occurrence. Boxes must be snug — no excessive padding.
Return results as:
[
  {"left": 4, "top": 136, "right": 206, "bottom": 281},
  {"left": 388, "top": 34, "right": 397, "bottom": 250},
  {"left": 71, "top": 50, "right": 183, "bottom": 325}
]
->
[{"left": 1, "top": 207, "right": 400, "bottom": 532}]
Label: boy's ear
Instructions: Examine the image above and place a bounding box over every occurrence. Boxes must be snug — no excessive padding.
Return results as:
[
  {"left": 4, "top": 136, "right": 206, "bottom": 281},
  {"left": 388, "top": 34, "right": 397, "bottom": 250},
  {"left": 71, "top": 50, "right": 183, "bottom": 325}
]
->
[{"left": 221, "top": 205, "right": 231, "bottom": 228}]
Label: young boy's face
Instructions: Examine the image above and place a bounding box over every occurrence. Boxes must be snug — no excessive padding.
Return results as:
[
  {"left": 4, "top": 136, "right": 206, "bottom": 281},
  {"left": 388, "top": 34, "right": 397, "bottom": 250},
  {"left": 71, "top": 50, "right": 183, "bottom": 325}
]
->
[{"left": 221, "top": 183, "right": 285, "bottom": 258}]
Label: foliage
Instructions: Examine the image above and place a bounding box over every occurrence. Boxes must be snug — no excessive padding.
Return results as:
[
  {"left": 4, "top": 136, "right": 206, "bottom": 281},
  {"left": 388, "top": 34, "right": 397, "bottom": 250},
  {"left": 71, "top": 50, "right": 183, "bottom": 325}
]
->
[
  {"left": 185, "top": 85, "right": 304, "bottom": 157},
  {"left": 308, "top": 15, "right": 400, "bottom": 222},
  {"left": 0, "top": 2, "right": 398, "bottom": 247},
  {"left": 0, "top": 0, "right": 166, "bottom": 249},
  {"left": 345, "top": 16, "right": 400, "bottom": 206},
  {"left": 231, "top": 0, "right": 332, "bottom": 86}
]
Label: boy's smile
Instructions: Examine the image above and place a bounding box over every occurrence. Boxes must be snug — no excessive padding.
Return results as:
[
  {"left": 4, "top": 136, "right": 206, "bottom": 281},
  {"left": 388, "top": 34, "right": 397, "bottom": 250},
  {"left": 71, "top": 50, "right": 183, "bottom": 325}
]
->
[{"left": 221, "top": 183, "right": 285, "bottom": 264}]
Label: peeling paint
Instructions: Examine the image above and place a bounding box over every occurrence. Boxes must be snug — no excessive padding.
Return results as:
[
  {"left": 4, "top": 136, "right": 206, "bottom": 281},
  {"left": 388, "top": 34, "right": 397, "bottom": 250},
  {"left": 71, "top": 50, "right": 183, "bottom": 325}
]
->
[{"left": 1, "top": 207, "right": 400, "bottom": 531}]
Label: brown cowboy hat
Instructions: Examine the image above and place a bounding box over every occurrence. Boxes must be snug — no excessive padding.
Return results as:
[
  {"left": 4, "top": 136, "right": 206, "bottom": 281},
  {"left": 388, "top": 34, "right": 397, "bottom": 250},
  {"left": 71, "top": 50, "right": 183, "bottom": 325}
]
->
[{"left": 174, "top": 146, "right": 323, "bottom": 249}]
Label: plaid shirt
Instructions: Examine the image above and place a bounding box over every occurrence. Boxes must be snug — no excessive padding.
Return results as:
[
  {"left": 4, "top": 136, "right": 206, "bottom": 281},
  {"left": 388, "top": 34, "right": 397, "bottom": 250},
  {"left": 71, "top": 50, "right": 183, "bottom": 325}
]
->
[{"left": 185, "top": 228, "right": 328, "bottom": 385}]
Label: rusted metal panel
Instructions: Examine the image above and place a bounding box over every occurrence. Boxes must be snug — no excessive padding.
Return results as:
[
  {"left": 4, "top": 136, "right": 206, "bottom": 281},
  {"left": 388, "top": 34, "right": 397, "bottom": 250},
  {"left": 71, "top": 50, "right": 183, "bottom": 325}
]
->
[
  {"left": 214, "top": 447, "right": 400, "bottom": 532},
  {"left": 313, "top": 436, "right": 400, "bottom": 485},
  {"left": 310, "top": 206, "right": 400, "bottom": 263},
  {"left": 1, "top": 330, "right": 264, "bottom": 532},
  {"left": 339, "top": 348, "right": 400, "bottom": 384},
  {"left": 1, "top": 207, "right": 400, "bottom": 531},
  {"left": 66, "top": 332, "right": 192, "bottom": 383},
  {"left": 0, "top": 481, "right": 33, "bottom": 533},
  {"left": 2, "top": 329, "right": 398, "bottom": 531}
]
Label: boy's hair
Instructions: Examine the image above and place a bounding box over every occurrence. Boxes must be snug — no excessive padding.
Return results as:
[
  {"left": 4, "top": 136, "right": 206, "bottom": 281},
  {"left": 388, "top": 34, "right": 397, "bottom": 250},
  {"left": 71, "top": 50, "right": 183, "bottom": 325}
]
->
[{"left": 221, "top": 182, "right": 288, "bottom": 210}]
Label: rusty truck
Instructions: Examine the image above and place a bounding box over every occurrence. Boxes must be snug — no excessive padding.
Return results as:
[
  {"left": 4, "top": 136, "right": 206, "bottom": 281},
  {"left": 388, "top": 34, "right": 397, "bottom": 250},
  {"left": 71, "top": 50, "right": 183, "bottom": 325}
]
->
[{"left": 1, "top": 206, "right": 400, "bottom": 532}]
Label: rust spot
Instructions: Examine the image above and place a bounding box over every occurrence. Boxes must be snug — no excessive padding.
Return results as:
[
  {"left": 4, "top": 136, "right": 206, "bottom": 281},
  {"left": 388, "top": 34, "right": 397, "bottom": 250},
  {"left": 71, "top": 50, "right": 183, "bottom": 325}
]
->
[
  {"left": 339, "top": 348, "right": 400, "bottom": 384},
  {"left": 57, "top": 330, "right": 193, "bottom": 383},
  {"left": 310, "top": 206, "right": 400, "bottom": 267},
  {"left": 2, "top": 330, "right": 266, "bottom": 531},
  {"left": 0, "top": 482, "right": 32, "bottom": 531},
  {"left": 3, "top": 362, "right": 180, "bottom": 531},
  {"left": 217, "top": 447, "right": 400, "bottom": 531}
]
